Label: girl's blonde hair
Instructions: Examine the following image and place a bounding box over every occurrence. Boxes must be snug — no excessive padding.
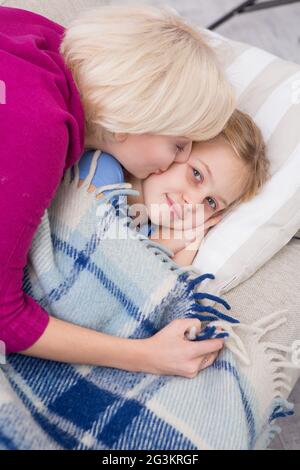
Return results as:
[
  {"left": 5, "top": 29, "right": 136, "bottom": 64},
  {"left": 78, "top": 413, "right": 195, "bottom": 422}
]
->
[
  {"left": 60, "top": 4, "right": 235, "bottom": 146},
  {"left": 221, "top": 109, "right": 270, "bottom": 208}
]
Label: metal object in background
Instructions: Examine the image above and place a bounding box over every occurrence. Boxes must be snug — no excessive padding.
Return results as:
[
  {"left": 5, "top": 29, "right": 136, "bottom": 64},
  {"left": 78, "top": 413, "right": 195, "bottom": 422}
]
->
[{"left": 208, "top": 0, "right": 300, "bottom": 30}]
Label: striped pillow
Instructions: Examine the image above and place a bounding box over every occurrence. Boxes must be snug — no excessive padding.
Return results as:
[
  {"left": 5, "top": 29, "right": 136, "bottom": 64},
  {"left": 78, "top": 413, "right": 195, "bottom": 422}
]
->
[{"left": 193, "top": 30, "right": 300, "bottom": 296}]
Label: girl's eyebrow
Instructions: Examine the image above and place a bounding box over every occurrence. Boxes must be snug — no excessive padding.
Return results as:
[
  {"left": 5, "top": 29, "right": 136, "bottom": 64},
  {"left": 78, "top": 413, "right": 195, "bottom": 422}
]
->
[
  {"left": 201, "top": 160, "right": 213, "bottom": 182},
  {"left": 195, "top": 159, "right": 228, "bottom": 207}
]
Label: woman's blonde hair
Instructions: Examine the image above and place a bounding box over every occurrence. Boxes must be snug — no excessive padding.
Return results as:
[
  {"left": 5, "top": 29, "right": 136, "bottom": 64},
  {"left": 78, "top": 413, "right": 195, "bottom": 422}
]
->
[
  {"left": 60, "top": 4, "right": 235, "bottom": 146},
  {"left": 221, "top": 109, "right": 270, "bottom": 208}
]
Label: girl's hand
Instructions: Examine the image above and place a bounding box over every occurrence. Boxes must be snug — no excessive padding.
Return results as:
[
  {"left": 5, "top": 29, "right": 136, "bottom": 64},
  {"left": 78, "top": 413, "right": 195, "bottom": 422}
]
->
[
  {"left": 171, "top": 213, "right": 223, "bottom": 266},
  {"left": 143, "top": 318, "right": 224, "bottom": 378},
  {"left": 151, "top": 213, "right": 223, "bottom": 256},
  {"left": 186, "top": 212, "right": 224, "bottom": 243}
]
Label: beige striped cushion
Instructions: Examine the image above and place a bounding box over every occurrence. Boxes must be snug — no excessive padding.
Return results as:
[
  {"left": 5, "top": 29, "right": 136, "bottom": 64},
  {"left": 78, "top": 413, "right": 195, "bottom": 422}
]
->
[{"left": 193, "top": 30, "right": 300, "bottom": 296}]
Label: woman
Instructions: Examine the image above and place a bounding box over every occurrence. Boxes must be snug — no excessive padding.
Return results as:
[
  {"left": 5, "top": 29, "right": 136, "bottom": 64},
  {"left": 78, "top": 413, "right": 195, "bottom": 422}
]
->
[{"left": 0, "top": 5, "right": 235, "bottom": 377}]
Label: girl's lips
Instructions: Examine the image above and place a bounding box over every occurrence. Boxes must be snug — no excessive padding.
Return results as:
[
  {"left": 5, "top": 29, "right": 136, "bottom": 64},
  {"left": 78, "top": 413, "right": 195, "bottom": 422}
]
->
[{"left": 165, "top": 194, "right": 182, "bottom": 219}]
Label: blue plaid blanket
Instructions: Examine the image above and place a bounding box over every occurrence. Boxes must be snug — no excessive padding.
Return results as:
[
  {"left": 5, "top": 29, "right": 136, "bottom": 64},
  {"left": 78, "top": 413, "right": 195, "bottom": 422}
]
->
[{"left": 0, "top": 150, "right": 297, "bottom": 450}]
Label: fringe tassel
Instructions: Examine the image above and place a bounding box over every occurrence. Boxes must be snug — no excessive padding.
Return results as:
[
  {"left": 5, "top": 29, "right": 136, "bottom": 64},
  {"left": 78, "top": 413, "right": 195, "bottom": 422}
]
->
[
  {"left": 255, "top": 398, "right": 295, "bottom": 449},
  {"left": 254, "top": 422, "right": 282, "bottom": 450},
  {"left": 207, "top": 308, "right": 300, "bottom": 449}
]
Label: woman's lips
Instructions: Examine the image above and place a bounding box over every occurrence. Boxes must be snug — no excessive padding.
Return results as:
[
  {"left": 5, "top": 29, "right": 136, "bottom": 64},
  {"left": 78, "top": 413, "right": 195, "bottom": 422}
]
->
[{"left": 165, "top": 194, "right": 182, "bottom": 219}]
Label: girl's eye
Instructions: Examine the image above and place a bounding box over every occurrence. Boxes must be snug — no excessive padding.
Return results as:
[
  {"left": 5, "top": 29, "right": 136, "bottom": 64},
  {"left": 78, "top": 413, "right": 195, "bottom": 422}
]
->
[
  {"left": 192, "top": 168, "right": 217, "bottom": 210},
  {"left": 192, "top": 168, "right": 202, "bottom": 181},
  {"left": 206, "top": 197, "right": 217, "bottom": 211}
]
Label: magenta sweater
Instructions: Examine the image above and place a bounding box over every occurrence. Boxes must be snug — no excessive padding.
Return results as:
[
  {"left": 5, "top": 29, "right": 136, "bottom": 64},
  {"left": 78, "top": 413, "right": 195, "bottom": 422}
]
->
[{"left": 0, "top": 7, "right": 85, "bottom": 354}]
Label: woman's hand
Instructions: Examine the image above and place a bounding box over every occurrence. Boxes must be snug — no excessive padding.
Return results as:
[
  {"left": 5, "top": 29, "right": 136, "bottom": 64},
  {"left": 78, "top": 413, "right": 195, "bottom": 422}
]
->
[{"left": 143, "top": 318, "right": 224, "bottom": 378}]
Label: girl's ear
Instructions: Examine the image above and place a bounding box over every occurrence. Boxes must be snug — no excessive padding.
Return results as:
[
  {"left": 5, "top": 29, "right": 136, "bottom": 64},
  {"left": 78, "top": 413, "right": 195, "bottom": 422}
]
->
[{"left": 114, "top": 132, "right": 128, "bottom": 142}]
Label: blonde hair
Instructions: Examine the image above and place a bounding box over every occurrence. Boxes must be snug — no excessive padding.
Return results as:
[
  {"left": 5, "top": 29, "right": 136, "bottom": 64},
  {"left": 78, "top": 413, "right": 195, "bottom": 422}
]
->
[
  {"left": 60, "top": 4, "right": 235, "bottom": 146},
  {"left": 221, "top": 109, "right": 270, "bottom": 208}
]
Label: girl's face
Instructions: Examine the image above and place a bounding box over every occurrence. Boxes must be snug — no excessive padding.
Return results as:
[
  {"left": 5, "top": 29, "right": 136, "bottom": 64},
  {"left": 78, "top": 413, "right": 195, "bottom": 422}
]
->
[
  {"left": 103, "top": 133, "right": 193, "bottom": 179},
  {"left": 141, "top": 136, "right": 248, "bottom": 230}
]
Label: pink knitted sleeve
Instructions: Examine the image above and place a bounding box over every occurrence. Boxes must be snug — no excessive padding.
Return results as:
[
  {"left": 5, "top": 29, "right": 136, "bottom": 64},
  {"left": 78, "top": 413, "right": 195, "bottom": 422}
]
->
[{"left": 0, "top": 57, "right": 72, "bottom": 355}]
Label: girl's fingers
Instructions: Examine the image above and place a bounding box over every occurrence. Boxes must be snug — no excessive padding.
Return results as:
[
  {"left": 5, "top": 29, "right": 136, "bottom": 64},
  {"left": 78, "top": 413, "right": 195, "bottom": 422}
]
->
[
  {"left": 188, "top": 214, "right": 223, "bottom": 235},
  {"left": 181, "top": 228, "right": 197, "bottom": 242},
  {"left": 174, "top": 213, "right": 223, "bottom": 246}
]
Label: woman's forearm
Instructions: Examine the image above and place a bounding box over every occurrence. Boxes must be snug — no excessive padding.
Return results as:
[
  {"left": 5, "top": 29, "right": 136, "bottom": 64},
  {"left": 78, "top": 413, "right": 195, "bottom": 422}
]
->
[{"left": 21, "top": 315, "right": 149, "bottom": 372}]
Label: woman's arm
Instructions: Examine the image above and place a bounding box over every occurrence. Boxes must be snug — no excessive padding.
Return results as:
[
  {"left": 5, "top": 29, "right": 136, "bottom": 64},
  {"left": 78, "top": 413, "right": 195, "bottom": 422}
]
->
[
  {"left": 23, "top": 315, "right": 148, "bottom": 372},
  {"left": 0, "top": 50, "right": 84, "bottom": 354},
  {"left": 22, "top": 314, "right": 225, "bottom": 378}
]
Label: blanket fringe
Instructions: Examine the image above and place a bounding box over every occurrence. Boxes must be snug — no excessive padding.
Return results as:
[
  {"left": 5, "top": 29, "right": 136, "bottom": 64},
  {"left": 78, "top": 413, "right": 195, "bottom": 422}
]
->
[
  {"left": 207, "top": 308, "right": 300, "bottom": 447},
  {"left": 254, "top": 397, "right": 294, "bottom": 449},
  {"left": 254, "top": 422, "right": 282, "bottom": 450},
  {"left": 208, "top": 309, "right": 300, "bottom": 391}
]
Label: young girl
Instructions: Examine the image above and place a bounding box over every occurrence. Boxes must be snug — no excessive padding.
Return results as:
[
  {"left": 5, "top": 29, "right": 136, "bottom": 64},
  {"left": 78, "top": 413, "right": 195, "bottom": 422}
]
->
[
  {"left": 131, "top": 109, "right": 270, "bottom": 267},
  {"left": 78, "top": 110, "right": 270, "bottom": 268},
  {"left": 0, "top": 5, "right": 234, "bottom": 377}
]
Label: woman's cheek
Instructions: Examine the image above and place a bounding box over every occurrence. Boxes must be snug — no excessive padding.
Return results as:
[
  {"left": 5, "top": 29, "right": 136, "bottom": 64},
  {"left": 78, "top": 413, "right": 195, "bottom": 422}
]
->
[{"left": 164, "top": 150, "right": 176, "bottom": 169}]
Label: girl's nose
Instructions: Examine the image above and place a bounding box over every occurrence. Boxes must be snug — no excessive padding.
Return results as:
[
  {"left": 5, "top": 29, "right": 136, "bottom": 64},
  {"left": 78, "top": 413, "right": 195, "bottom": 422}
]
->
[
  {"left": 182, "top": 192, "right": 206, "bottom": 225},
  {"left": 183, "top": 188, "right": 207, "bottom": 210}
]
